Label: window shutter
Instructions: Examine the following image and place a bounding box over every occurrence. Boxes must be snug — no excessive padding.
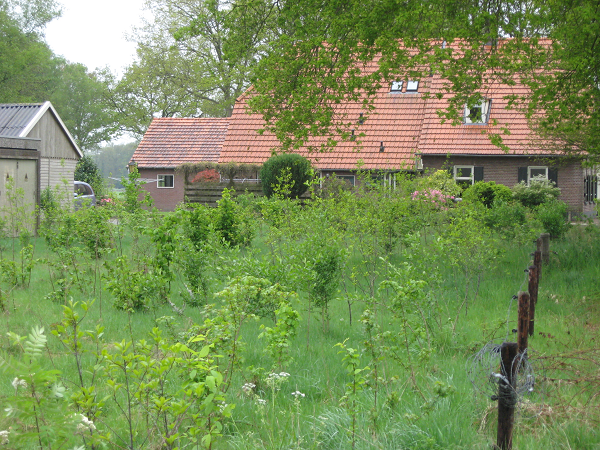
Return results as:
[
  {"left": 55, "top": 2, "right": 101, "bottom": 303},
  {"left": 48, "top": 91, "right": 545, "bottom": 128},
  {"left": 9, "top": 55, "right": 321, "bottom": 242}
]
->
[
  {"left": 518, "top": 167, "right": 528, "bottom": 183},
  {"left": 548, "top": 167, "right": 558, "bottom": 186},
  {"left": 474, "top": 166, "right": 484, "bottom": 182}
]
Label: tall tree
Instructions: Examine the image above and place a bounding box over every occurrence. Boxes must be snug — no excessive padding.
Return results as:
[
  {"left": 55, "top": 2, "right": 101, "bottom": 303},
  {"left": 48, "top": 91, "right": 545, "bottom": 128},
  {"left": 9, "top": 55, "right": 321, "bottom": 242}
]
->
[
  {"left": 247, "top": 0, "right": 600, "bottom": 157},
  {"left": 0, "top": 9, "right": 59, "bottom": 102},
  {"left": 104, "top": 0, "right": 276, "bottom": 139},
  {"left": 50, "top": 63, "right": 119, "bottom": 150}
]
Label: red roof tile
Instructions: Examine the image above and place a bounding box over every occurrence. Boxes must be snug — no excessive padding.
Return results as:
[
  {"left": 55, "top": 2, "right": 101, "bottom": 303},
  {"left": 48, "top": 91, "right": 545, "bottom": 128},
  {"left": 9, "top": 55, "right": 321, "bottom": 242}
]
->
[
  {"left": 220, "top": 42, "right": 556, "bottom": 170},
  {"left": 132, "top": 117, "right": 229, "bottom": 168}
]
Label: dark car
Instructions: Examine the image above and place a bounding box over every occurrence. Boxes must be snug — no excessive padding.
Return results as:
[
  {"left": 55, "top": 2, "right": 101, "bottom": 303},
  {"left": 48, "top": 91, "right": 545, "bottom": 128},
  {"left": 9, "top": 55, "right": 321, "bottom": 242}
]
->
[{"left": 74, "top": 181, "right": 96, "bottom": 210}]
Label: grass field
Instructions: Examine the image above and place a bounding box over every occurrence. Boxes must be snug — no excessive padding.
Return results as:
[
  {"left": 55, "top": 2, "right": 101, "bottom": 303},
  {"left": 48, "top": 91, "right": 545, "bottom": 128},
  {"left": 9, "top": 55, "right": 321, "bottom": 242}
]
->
[{"left": 0, "top": 187, "right": 599, "bottom": 449}]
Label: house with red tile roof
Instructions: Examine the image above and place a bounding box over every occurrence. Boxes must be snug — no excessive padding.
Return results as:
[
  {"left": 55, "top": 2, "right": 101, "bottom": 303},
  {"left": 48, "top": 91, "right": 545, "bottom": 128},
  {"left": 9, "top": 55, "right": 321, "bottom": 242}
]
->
[
  {"left": 219, "top": 58, "right": 592, "bottom": 213},
  {"left": 130, "top": 117, "right": 229, "bottom": 210}
]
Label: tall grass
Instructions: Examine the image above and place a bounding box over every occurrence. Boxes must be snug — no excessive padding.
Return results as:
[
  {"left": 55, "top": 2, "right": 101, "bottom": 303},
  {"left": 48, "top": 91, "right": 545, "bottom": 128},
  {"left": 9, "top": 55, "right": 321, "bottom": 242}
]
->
[{"left": 0, "top": 189, "right": 599, "bottom": 449}]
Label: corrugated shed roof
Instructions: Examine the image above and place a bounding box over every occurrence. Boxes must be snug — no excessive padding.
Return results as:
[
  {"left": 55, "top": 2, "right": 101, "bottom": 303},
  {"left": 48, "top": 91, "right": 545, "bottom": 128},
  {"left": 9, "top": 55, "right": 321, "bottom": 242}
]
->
[
  {"left": 0, "top": 103, "right": 44, "bottom": 137},
  {"left": 131, "top": 117, "right": 230, "bottom": 168},
  {"left": 0, "top": 102, "right": 83, "bottom": 157},
  {"left": 220, "top": 41, "right": 557, "bottom": 170}
]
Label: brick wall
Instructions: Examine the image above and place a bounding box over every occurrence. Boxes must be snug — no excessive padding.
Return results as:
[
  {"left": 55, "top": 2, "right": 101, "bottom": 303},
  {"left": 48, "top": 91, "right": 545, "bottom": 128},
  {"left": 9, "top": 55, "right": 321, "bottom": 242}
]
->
[
  {"left": 138, "top": 168, "right": 185, "bottom": 211},
  {"left": 422, "top": 155, "right": 584, "bottom": 212}
]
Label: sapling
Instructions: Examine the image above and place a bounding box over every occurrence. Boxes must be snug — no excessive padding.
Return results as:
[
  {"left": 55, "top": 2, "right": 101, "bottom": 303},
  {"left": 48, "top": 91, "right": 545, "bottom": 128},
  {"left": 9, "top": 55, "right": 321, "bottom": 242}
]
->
[
  {"left": 335, "top": 339, "right": 369, "bottom": 450},
  {"left": 259, "top": 298, "right": 300, "bottom": 370},
  {"left": 2, "top": 326, "right": 81, "bottom": 449}
]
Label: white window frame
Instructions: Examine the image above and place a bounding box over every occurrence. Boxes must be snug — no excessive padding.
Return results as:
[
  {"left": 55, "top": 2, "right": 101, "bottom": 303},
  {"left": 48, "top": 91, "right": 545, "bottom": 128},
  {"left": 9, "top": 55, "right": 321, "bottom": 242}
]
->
[
  {"left": 390, "top": 81, "right": 403, "bottom": 92},
  {"left": 336, "top": 175, "right": 356, "bottom": 186},
  {"left": 405, "top": 80, "right": 419, "bottom": 92},
  {"left": 157, "top": 174, "right": 174, "bottom": 188},
  {"left": 453, "top": 165, "right": 474, "bottom": 185},
  {"left": 464, "top": 99, "right": 491, "bottom": 124},
  {"left": 527, "top": 166, "right": 548, "bottom": 185}
]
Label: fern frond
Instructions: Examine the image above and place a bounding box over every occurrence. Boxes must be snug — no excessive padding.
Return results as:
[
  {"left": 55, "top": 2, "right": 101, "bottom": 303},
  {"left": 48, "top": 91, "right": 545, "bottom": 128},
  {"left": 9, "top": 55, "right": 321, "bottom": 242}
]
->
[{"left": 23, "top": 326, "right": 47, "bottom": 358}]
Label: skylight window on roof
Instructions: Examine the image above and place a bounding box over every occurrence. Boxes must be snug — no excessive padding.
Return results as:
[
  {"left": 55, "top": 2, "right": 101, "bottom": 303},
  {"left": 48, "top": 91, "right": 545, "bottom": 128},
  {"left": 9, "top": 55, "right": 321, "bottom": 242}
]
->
[
  {"left": 390, "top": 81, "right": 403, "bottom": 92},
  {"left": 406, "top": 80, "right": 419, "bottom": 92}
]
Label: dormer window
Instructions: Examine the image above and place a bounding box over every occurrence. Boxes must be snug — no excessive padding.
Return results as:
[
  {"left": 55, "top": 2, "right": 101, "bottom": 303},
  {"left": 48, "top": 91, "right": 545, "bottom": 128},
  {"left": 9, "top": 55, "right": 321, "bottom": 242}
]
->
[
  {"left": 391, "top": 81, "right": 403, "bottom": 92},
  {"left": 464, "top": 99, "right": 491, "bottom": 124},
  {"left": 406, "top": 80, "right": 419, "bottom": 92}
]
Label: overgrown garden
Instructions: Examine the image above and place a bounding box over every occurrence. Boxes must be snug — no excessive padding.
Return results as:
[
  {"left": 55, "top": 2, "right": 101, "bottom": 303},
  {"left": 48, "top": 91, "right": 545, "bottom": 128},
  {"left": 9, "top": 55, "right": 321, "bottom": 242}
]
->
[{"left": 0, "top": 169, "right": 599, "bottom": 449}]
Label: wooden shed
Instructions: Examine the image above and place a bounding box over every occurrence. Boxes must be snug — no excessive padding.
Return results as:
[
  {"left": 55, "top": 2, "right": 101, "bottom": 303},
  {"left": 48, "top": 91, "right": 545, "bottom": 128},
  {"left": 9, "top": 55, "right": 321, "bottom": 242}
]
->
[{"left": 0, "top": 102, "right": 82, "bottom": 213}]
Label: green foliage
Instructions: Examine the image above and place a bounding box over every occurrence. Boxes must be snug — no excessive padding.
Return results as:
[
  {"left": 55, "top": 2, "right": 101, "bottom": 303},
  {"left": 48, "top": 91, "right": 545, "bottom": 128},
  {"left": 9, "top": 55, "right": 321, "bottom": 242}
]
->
[
  {"left": 104, "top": 256, "right": 165, "bottom": 311},
  {"left": 1, "top": 326, "right": 77, "bottom": 449},
  {"left": 463, "top": 181, "right": 513, "bottom": 208},
  {"left": 3, "top": 178, "right": 600, "bottom": 449},
  {"left": 121, "top": 165, "right": 152, "bottom": 213},
  {"left": 483, "top": 200, "right": 541, "bottom": 243},
  {"left": 260, "top": 153, "right": 313, "bottom": 199},
  {"left": 512, "top": 177, "right": 562, "bottom": 208},
  {"left": 75, "top": 155, "right": 104, "bottom": 196},
  {"left": 417, "top": 170, "right": 462, "bottom": 198},
  {"left": 50, "top": 63, "right": 117, "bottom": 150},
  {"left": 535, "top": 199, "right": 571, "bottom": 238},
  {"left": 215, "top": 188, "right": 253, "bottom": 246},
  {"left": 259, "top": 294, "right": 300, "bottom": 370},
  {"left": 248, "top": 0, "right": 600, "bottom": 157},
  {"left": 39, "top": 186, "right": 59, "bottom": 212}
]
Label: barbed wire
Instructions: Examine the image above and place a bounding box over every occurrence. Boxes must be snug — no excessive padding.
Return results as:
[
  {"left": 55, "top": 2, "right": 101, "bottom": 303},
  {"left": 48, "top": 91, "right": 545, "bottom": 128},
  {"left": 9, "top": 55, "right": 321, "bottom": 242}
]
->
[{"left": 468, "top": 243, "right": 546, "bottom": 418}]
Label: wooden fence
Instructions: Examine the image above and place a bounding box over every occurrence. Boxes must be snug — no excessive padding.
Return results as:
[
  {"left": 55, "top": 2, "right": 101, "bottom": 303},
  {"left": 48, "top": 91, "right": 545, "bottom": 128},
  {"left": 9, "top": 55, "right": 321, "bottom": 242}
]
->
[{"left": 184, "top": 181, "right": 264, "bottom": 207}]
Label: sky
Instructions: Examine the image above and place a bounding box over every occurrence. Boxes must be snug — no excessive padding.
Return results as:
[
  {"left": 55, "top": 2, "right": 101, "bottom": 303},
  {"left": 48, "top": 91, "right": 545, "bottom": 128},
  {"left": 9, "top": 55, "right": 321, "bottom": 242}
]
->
[{"left": 45, "top": 0, "right": 148, "bottom": 74}]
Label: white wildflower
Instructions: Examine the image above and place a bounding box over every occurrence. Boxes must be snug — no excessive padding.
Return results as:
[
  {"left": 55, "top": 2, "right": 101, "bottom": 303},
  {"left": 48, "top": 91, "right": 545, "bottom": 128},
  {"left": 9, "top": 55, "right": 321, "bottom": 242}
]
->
[
  {"left": 291, "top": 390, "right": 305, "bottom": 398},
  {"left": 279, "top": 372, "right": 290, "bottom": 378},
  {"left": 256, "top": 398, "right": 267, "bottom": 406},
  {"left": 0, "top": 430, "right": 8, "bottom": 445},
  {"left": 219, "top": 402, "right": 228, "bottom": 413},
  {"left": 11, "top": 378, "right": 27, "bottom": 390},
  {"left": 242, "top": 382, "right": 256, "bottom": 394},
  {"left": 76, "top": 415, "right": 96, "bottom": 432}
]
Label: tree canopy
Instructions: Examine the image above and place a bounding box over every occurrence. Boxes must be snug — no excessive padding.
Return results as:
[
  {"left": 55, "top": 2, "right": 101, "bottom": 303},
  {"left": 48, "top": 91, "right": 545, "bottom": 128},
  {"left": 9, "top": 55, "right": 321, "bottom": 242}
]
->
[
  {"left": 103, "top": 0, "right": 276, "bottom": 139},
  {"left": 246, "top": 0, "right": 600, "bottom": 158},
  {"left": 0, "top": 0, "right": 119, "bottom": 150}
]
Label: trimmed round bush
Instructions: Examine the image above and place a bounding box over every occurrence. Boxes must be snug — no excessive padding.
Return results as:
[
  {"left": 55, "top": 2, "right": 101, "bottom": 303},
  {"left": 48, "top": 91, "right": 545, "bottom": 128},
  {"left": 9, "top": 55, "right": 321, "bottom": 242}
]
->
[
  {"left": 463, "top": 181, "right": 513, "bottom": 208},
  {"left": 260, "top": 153, "right": 313, "bottom": 198}
]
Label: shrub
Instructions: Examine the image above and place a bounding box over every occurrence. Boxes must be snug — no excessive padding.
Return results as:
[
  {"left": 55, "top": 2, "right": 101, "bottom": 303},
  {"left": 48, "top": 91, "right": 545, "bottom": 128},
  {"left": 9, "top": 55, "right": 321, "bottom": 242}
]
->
[
  {"left": 191, "top": 169, "right": 220, "bottom": 183},
  {"left": 512, "top": 177, "right": 561, "bottom": 208},
  {"left": 417, "top": 169, "right": 462, "bottom": 198},
  {"left": 535, "top": 199, "right": 570, "bottom": 238},
  {"left": 318, "top": 175, "right": 355, "bottom": 198},
  {"left": 463, "top": 181, "right": 512, "bottom": 208},
  {"left": 215, "top": 188, "right": 253, "bottom": 246},
  {"left": 260, "top": 153, "right": 313, "bottom": 198}
]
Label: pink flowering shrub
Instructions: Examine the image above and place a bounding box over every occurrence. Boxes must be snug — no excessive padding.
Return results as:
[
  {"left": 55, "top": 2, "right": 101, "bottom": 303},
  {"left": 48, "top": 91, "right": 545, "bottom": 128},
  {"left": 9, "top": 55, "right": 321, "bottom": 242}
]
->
[{"left": 411, "top": 189, "right": 455, "bottom": 209}]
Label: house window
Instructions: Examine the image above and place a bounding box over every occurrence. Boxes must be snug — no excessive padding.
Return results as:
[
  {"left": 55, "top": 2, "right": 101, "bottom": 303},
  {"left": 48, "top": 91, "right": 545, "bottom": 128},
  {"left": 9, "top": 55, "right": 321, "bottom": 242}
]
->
[
  {"left": 391, "top": 81, "right": 403, "bottom": 92},
  {"left": 336, "top": 175, "right": 356, "bottom": 186},
  {"left": 453, "top": 165, "right": 474, "bottom": 188},
  {"left": 528, "top": 166, "right": 548, "bottom": 182},
  {"left": 464, "top": 99, "right": 491, "bottom": 124},
  {"left": 157, "top": 174, "right": 174, "bottom": 188},
  {"left": 406, "top": 80, "right": 419, "bottom": 92},
  {"left": 518, "top": 166, "right": 557, "bottom": 186}
]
